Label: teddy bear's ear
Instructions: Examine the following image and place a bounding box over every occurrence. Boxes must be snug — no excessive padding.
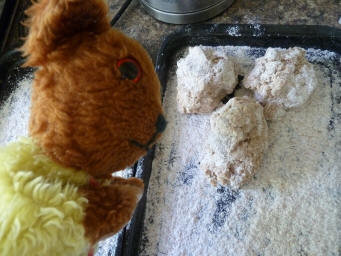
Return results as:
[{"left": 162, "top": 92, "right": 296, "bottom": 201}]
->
[{"left": 21, "top": 0, "right": 111, "bottom": 66}]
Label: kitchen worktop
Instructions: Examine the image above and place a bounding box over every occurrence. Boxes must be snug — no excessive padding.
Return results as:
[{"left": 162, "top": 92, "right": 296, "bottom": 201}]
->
[
  {"left": 109, "top": 0, "right": 341, "bottom": 61},
  {"left": 1, "top": 0, "right": 340, "bottom": 61}
]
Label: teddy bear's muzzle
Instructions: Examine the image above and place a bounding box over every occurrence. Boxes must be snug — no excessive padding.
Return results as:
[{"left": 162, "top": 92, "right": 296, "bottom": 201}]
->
[{"left": 130, "top": 114, "right": 167, "bottom": 150}]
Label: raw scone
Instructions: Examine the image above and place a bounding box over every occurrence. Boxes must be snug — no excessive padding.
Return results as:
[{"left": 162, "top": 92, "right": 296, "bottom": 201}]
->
[
  {"left": 243, "top": 47, "right": 317, "bottom": 120},
  {"left": 200, "top": 97, "right": 268, "bottom": 189},
  {"left": 176, "top": 46, "right": 238, "bottom": 113}
]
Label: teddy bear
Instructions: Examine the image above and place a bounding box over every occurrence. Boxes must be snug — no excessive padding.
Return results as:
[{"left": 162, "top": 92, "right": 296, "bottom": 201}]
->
[{"left": 0, "top": 0, "right": 166, "bottom": 255}]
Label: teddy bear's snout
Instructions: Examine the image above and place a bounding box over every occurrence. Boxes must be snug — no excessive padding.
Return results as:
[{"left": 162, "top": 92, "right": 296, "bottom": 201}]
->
[{"left": 130, "top": 114, "right": 166, "bottom": 150}]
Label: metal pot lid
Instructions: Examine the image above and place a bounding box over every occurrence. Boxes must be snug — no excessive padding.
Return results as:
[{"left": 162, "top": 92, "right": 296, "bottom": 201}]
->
[
  {"left": 140, "top": 0, "right": 235, "bottom": 24},
  {"left": 141, "top": 0, "right": 226, "bottom": 14}
]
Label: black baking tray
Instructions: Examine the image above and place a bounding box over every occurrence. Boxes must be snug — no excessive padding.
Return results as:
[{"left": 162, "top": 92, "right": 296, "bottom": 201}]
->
[
  {"left": 0, "top": 0, "right": 27, "bottom": 54},
  {"left": 0, "top": 0, "right": 29, "bottom": 102},
  {"left": 0, "top": 0, "right": 19, "bottom": 52},
  {"left": 115, "top": 24, "right": 341, "bottom": 256},
  {"left": 0, "top": 24, "right": 340, "bottom": 256}
]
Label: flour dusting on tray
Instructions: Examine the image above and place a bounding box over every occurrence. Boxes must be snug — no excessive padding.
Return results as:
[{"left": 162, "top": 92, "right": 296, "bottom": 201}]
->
[{"left": 139, "top": 46, "right": 341, "bottom": 256}]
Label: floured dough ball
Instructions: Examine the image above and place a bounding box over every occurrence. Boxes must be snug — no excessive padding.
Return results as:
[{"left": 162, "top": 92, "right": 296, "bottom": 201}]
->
[
  {"left": 243, "top": 47, "right": 317, "bottom": 120},
  {"left": 176, "top": 46, "right": 238, "bottom": 113},
  {"left": 200, "top": 97, "right": 268, "bottom": 189}
]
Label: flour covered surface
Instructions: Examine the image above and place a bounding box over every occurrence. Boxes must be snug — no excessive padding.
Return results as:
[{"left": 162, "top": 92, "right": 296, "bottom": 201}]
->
[
  {"left": 201, "top": 97, "right": 268, "bottom": 189},
  {"left": 243, "top": 47, "right": 318, "bottom": 120},
  {"left": 139, "top": 46, "right": 341, "bottom": 256},
  {"left": 0, "top": 77, "right": 134, "bottom": 256},
  {"left": 176, "top": 46, "right": 237, "bottom": 113}
]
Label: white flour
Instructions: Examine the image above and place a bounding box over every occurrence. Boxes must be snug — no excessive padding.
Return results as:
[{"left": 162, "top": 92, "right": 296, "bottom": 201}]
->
[
  {"left": 243, "top": 47, "right": 317, "bottom": 109},
  {"left": 201, "top": 97, "right": 268, "bottom": 189},
  {"left": 250, "top": 24, "right": 264, "bottom": 37},
  {"left": 176, "top": 46, "right": 237, "bottom": 113},
  {"left": 226, "top": 25, "right": 242, "bottom": 36},
  {"left": 226, "top": 24, "right": 264, "bottom": 37},
  {"left": 139, "top": 46, "right": 341, "bottom": 256},
  {"left": 0, "top": 77, "right": 32, "bottom": 145}
]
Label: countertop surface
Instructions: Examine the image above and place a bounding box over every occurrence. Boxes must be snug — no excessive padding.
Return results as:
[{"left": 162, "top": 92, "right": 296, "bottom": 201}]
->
[
  {"left": 109, "top": 0, "right": 341, "bottom": 61},
  {"left": 0, "top": 0, "right": 340, "bottom": 61}
]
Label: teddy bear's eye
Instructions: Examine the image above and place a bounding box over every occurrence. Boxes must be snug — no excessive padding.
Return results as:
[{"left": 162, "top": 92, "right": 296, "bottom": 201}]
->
[{"left": 117, "top": 58, "right": 142, "bottom": 83}]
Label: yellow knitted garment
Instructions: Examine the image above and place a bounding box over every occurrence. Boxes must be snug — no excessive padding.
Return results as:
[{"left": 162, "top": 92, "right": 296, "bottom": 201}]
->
[{"left": 0, "top": 138, "right": 89, "bottom": 256}]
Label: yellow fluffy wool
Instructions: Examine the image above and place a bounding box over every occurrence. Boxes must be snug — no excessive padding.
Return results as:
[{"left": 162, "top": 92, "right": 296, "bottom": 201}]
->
[{"left": 0, "top": 138, "right": 90, "bottom": 256}]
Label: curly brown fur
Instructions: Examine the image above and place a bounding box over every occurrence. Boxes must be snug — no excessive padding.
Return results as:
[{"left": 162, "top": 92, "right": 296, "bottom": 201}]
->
[
  {"left": 22, "top": 0, "right": 110, "bottom": 66},
  {"left": 21, "top": 0, "right": 163, "bottom": 177},
  {"left": 81, "top": 177, "right": 144, "bottom": 244},
  {"left": 20, "top": 0, "right": 164, "bottom": 248}
]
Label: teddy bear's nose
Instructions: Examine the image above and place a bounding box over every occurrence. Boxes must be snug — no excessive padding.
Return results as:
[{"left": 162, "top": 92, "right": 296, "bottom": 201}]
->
[{"left": 156, "top": 114, "right": 167, "bottom": 133}]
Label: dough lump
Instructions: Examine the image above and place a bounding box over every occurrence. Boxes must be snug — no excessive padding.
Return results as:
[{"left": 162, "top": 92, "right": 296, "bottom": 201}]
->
[
  {"left": 200, "top": 97, "right": 268, "bottom": 189},
  {"left": 243, "top": 47, "right": 317, "bottom": 120},
  {"left": 176, "top": 46, "right": 238, "bottom": 113}
]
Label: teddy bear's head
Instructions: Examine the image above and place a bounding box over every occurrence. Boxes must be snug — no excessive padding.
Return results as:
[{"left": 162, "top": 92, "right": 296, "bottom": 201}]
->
[{"left": 21, "top": 0, "right": 165, "bottom": 177}]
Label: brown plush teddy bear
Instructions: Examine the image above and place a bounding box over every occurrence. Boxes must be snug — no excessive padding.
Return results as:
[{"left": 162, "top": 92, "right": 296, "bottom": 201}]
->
[{"left": 0, "top": 0, "right": 165, "bottom": 255}]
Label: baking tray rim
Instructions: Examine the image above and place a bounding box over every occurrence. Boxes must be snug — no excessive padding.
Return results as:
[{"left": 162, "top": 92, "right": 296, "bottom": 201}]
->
[{"left": 117, "top": 24, "right": 341, "bottom": 256}]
